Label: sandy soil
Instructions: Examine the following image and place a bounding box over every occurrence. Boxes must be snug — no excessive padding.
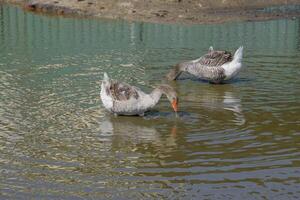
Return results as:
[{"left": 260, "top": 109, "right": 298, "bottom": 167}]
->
[{"left": 1, "top": 0, "right": 300, "bottom": 24}]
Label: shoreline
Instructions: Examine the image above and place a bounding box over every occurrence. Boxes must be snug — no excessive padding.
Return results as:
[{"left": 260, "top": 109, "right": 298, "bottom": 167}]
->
[{"left": 1, "top": 0, "right": 300, "bottom": 24}]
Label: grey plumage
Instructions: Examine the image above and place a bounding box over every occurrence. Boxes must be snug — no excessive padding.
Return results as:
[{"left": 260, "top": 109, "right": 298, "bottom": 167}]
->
[
  {"left": 186, "top": 61, "right": 226, "bottom": 83},
  {"left": 166, "top": 46, "right": 243, "bottom": 83},
  {"left": 106, "top": 81, "right": 140, "bottom": 101},
  {"left": 198, "top": 50, "right": 233, "bottom": 67}
]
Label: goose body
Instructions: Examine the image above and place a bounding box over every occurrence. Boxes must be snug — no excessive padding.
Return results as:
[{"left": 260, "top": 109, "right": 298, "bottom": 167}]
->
[
  {"left": 166, "top": 46, "right": 244, "bottom": 83},
  {"left": 100, "top": 73, "right": 178, "bottom": 116}
]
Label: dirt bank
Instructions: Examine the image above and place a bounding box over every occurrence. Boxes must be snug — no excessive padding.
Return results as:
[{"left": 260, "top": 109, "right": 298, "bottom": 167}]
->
[{"left": 2, "top": 0, "right": 300, "bottom": 24}]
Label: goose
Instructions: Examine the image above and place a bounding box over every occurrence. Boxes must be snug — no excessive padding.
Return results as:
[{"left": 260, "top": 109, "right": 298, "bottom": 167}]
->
[
  {"left": 100, "top": 73, "right": 178, "bottom": 116},
  {"left": 166, "top": 46, "right": 244, "bottom": 83}
]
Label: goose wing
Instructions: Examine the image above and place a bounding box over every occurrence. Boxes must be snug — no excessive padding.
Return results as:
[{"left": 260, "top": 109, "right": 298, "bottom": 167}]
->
[
  {"left": 198, "top": 50, "right": 233, "bottom": 67},
  {"left": 106, "top": 80, "right": 140, "bottom": 101}
]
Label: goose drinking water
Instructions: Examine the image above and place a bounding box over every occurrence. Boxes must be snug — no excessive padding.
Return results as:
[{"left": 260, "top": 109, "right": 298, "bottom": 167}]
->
[
  {"left": 166, "top": 46, "right": 244, "bottom": 83},
  {"left": 100, "top": 73, "right": 178, "bottom": 116}
]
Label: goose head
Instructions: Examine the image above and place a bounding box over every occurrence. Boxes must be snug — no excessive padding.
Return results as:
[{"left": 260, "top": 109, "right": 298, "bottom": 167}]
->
[
  {"left": 157, "top": 84, "right": 178, "bottom": 112},
  {"left": 166, "top": 64, "right": 182, "bottom": 81}
]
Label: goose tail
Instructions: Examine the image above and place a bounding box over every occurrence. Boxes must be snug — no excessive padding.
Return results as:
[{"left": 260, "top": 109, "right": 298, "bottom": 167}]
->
[
  {"left": 103, "top": 72, "right": 109, "bottom": 81},
  {"left": 233, "top": 46, "right": 243, "bottom": 63}
]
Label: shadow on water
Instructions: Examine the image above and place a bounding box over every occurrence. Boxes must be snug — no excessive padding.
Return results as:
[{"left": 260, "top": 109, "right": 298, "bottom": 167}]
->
[
  {"left": 144, "top": 110, "right": 190, "bottom": 118},
  {"left": 175, "top": 73, "right": 254, "bottom": 84}
]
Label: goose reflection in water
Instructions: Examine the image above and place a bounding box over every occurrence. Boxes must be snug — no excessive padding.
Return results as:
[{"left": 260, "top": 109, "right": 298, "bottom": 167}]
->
[
  {"left": 222, "top": 91, "right": 245, "bottom": 126},
  {"left": 178, "top": 84, "right": 246, "bottom": 126},
  {"left": 98, "top": 116, "right": 178, "bottom": 149}
]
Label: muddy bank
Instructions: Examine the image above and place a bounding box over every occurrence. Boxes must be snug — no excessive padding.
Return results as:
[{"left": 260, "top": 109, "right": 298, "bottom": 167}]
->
[{"left": 2, "top": 0, "right": 300, "bottom": 24}]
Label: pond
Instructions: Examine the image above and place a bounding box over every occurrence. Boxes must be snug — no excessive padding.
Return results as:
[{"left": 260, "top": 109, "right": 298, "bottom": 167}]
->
[{"left": 0, "top": 4, "right": 300, "bottom": 199}]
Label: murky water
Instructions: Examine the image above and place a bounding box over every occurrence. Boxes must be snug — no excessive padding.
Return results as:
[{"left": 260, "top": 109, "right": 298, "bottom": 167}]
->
[{"left": 1, "top": 4, "right": 300, "bottom": 199}]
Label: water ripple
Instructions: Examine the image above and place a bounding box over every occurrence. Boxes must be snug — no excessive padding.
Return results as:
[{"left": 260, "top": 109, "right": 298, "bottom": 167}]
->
[{"left": 1, "top": 5, "right": 300, "bottom": 199}]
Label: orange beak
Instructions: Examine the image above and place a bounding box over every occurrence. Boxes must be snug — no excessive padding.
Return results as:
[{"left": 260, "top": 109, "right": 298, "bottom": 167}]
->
[{"left": 171, "top": 99, "right": 178, "bottom": 112}]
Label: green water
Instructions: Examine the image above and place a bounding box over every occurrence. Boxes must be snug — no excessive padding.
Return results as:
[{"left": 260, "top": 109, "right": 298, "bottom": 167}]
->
[{"left": 0, "top": 4, "right": 300, "bottom": 199}]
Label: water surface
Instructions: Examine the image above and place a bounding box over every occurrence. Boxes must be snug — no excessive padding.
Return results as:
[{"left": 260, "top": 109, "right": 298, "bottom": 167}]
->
[{"left": 0, "top": 5, "right": 300, "bottom": 199}]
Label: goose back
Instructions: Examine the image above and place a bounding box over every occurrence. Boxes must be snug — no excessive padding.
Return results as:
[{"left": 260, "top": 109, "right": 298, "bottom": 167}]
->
[
  {"left": 106, "top": 81, "right": 140, "bottom": 101},
  {"left": 198, "top": 50, "right": 233, "bottom": 67}
]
